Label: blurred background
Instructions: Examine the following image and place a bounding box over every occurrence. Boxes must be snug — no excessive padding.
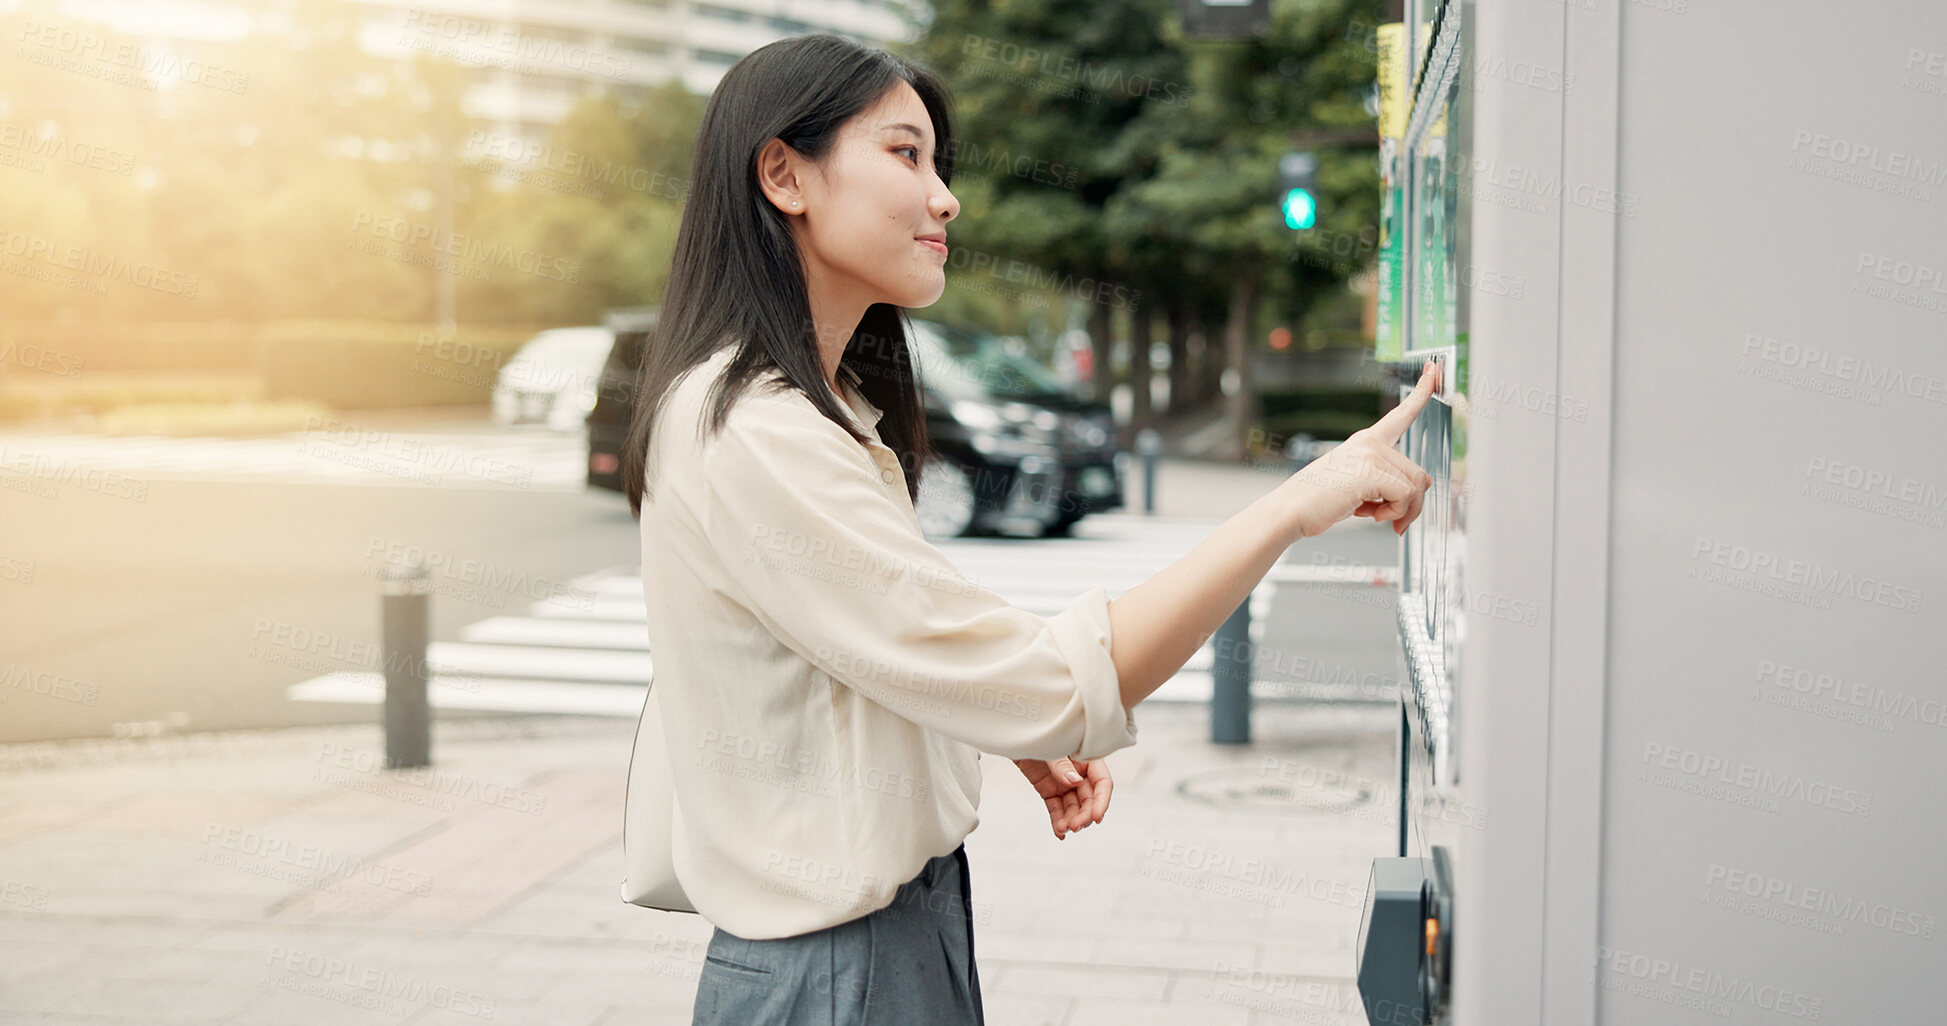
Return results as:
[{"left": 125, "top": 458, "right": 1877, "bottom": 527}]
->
[
  {"left": 1, "top": 0, "right": 1403, "bottom": 746},
  {"left": 6, "top": 3, "right": 1939, "bottom": 1024},
  {"left": 0, "top": 4, "right": 1424, "bottom": 1023}
]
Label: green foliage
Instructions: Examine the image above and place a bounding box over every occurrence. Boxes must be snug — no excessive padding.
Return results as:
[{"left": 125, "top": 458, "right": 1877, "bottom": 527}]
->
[
  {"left": 259, "top": 321, "right": 541, "bottom": 407},
  {"left": 1261, "top": 408, "right": 1376, "bottom": 442},
  {"left": 1260, "top": 384, "right": 1384, "bottom": 441},
  {"left": 905, "top": 0, "right": 1385, "bottom": 334},
  {"left": 899, "top": 0, "right": 1190, "bottom": 309},
  {"left": 0, "top": 0, "right": 701, "bottom": 332},
  {"left": 1259, "top": 385, "right": 1383, "bottom": 419},
  {"left": 0, "top": 0, "right": 1381, "bottom": 359}
]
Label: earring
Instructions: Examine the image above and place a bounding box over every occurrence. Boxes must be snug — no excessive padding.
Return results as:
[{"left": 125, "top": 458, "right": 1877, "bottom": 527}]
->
[{"left": 790, "top": 200, "right": 799, "bottom": 207}]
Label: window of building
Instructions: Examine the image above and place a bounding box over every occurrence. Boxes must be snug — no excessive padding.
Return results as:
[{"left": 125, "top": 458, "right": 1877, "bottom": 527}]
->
[{"left": 693, "top": 3, "right": 751, "bottom": 23}]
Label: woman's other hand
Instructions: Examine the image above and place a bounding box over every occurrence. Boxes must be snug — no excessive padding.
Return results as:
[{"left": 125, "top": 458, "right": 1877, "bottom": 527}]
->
[
  {"left": 1283, "top": 358, "right": 1443, "bottom": 539},
  {"left": 1013, "top": 756, "right": 1112, "bottom": 840}
]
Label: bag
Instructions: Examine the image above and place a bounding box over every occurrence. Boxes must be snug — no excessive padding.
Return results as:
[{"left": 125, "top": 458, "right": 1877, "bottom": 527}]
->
[{"left": 620, "top": 673, "right": 699, "bottom": 914}]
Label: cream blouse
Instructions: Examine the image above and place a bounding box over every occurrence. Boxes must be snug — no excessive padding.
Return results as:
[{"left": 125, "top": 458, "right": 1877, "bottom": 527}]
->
[{"left": 636, "top": 343, "right": 1139, "bottom": 939}]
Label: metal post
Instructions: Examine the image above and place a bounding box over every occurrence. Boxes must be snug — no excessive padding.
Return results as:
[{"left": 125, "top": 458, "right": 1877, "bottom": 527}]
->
[
  {"left": 1398, "top": 700, "right": 1410, "bottom": 857},
  {"left": 1210, "top": 597, "right": 1252, "bottom": 744},
  {"left": 1135, "top": 428, "right": 1161, "bottom": 515},
  {"left": 381, "top": 558, "right": 432, "bottom": 769}
]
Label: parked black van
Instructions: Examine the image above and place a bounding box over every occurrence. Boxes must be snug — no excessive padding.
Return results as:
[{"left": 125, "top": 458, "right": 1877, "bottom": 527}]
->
[{"left": 585, "top": 316, "right": 1122, "bottom": 538}]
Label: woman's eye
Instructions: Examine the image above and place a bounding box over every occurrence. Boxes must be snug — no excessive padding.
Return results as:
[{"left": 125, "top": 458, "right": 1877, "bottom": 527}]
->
[{"left": 896, "top": 146, "right": 921, "bottom": 165}]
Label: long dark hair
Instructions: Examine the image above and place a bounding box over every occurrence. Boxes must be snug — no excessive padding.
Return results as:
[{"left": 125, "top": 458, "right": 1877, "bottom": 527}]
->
[{"left": 621, "top": 33, "right": 957, "bottom": 518}]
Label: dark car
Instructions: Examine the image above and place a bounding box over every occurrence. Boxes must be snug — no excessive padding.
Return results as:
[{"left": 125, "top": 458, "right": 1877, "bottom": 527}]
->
[
  {"left": 902, "top": 319, "right": 1122, "bottom": 537},
  {"left": 585, "top": 316, "right": 1123, "bottom": 538},
  {"left": 583, "top": 308, "right": 658, "bottom": 494}
]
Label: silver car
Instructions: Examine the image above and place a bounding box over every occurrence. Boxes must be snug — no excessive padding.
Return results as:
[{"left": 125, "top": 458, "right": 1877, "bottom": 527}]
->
[{"left": 490, "top": 326, "right": 617, "bottom": 430}]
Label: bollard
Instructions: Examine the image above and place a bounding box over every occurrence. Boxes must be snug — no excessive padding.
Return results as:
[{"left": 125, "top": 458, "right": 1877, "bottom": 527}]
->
[
  {"left": 381, "top": 557, "right": 433, "bottom": 769},
  {"left": 1135, "top": 428, "right": 1161, "bottom": 515},
  {"left": 1210, "top": 597, "right": 1252, "bottom": 744}
]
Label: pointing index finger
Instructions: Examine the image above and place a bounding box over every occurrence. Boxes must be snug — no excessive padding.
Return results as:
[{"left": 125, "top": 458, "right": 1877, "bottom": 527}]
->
[{"left": 1370, "top": 358, "right": 1443, "bottom": 445}]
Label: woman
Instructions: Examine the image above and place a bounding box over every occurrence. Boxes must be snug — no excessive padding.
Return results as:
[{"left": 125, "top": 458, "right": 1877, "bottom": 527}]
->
[{"left": 620, "top": 33, "right": 1440, "bottom": 1026}]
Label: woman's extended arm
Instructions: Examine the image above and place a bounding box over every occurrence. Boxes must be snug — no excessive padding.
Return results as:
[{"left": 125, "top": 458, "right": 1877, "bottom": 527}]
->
[
  {"left": 1104, "top": 480, "right": 1310, "bottom": 710},
  {"left": 1106, "top": 358, "right": 1442, "bottom": 710}
]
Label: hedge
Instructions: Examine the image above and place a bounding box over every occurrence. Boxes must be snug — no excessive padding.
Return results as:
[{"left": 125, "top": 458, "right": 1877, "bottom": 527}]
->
[{"left": 0, "top": 321, "right": 557, "bottom": 418}]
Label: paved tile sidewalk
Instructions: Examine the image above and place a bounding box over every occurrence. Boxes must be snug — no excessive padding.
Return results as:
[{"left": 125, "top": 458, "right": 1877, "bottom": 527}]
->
[{"left": 0, "top": 698, "right": 1395, "bottom": 1026}]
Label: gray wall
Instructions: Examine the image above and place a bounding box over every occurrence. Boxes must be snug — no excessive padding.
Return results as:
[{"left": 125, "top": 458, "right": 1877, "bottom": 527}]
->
[
  {"left": 1599, "top": 0, "right": 1944, "bottom": 1021},
  {"left": 1449, "top": 1, "right": 1945, "bottom": 1023}
]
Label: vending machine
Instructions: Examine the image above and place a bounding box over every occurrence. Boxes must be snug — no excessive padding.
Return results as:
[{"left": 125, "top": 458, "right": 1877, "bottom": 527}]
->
[
  {"left": 1355, "top": 1, "right": 1944, "bottom": 1023},
  {"left": 1357, "top": 4, "right": 1470, "bottom": 1021}
]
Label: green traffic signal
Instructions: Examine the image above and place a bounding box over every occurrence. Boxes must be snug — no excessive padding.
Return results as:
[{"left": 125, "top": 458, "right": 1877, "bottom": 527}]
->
[{"left": 1282, "top": 187, "right": 1317, "bottom": 230}]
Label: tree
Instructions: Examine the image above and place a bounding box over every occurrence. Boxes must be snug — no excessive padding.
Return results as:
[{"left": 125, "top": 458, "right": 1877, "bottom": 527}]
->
[
  {"left": 1105, "top": 0, "right": 1384, "bottom": 455},
  {"left": 909, "top": 0, "right": 1385, "bottom": 456},
  {"left": 899, "top": 0, "right": 1190, "bottom": 409}
]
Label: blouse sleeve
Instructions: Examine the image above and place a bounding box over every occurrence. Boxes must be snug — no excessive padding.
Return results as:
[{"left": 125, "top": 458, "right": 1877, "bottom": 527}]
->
[{"left": 695, "top": 395, "right": 1139, "bottom": 763}]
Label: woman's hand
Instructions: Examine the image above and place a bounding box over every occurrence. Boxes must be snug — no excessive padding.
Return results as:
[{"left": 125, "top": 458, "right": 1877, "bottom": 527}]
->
[
  {"left": 1013, "top": 756, "right": 1112, "bottom": 840},
  {"left": 1284, "top": 358, "right": 1443, "bottom": 539}
]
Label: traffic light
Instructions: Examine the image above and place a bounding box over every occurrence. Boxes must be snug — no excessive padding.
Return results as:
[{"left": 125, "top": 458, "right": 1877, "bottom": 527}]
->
[{"left": 1279, "top": 151, "right": 1318, "bottom": 230}]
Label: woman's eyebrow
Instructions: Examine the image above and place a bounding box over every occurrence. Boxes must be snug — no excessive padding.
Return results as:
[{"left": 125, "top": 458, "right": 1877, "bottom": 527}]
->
[{"left": 878, "top": 123, "right": 932, "bottom": 147}]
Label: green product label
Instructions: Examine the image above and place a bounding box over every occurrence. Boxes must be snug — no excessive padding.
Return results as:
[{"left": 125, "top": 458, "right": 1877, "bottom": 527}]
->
[{"left": 1375, "top": 183, "right": 1405, "bottom": 361}]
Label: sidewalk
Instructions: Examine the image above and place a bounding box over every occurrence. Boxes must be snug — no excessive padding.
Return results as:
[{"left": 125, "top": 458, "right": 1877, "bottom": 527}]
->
[
  {"left": 0, "top": 699, "right": 1396, "bottom": 1025},
  {"left": 1129, "top": 454, "right": 1291, "bottom": 521}
]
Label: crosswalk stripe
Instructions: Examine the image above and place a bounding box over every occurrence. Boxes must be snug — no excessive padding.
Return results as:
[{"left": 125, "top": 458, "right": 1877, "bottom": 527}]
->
[
  {"left": 0, "top": 429, "right": 588, "bottom": 490},
  {"left": 289, "top": 514, "right": 1399, "bottom": 716},
  {"left": 460, "top": 617, "right": 649, "bottom": 650},
  {"left": 287, "top": 673, "right": 646, "bottom": 716},
  {"left": 284, "top": 667, "right": 1324, "bottom": 718},
  {"left": 426, "top": 642, "right": 652, "bottom": 683},
  {"left": 526, "top": 596, "right": 651, "bottom": 621}
]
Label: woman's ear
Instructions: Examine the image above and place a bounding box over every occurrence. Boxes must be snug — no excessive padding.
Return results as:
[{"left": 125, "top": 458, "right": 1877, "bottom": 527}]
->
[{"left": 755, "top": 138, "right": 805, "bottom": 215}]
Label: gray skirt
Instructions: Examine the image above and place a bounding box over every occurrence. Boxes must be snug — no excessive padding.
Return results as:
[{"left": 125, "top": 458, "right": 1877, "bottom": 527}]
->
[{"left": 690, "top": 844, "right": 984, "bottom": 1026}]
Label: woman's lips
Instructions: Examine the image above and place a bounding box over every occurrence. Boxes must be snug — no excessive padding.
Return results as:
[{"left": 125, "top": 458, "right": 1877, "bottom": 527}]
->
[{"left": 917, "top": 239, "right": 948, "bottom": 257}]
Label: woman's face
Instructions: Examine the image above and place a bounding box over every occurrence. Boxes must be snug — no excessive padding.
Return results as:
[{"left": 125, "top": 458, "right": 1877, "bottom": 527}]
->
[{"left": 769, "top": 82, "right": 960, "bottom": 310}]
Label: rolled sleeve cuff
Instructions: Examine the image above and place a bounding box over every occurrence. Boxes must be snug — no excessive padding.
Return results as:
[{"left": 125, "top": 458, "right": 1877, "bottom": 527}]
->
[{"left": 1045, "top": 584, "right": 1139, "bottom": 762}]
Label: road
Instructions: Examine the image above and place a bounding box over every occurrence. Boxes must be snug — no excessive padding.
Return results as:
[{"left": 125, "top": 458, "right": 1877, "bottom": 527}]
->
[
  {"left": 0, "top": 420, "right": 1406, "bottom": 744},
  {"left": 0, "top": 421, "right": 625, "bottom": 742}
]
